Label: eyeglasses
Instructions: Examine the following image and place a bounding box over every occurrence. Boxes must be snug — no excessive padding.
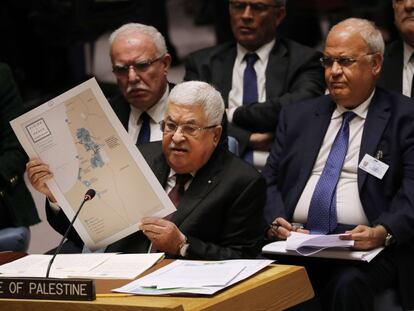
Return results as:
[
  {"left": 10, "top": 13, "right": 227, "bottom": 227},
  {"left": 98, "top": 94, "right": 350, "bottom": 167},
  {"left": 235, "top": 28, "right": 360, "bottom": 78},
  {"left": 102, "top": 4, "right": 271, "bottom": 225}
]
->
[
  {"left": 112, "top": 56, "right": 163, "bottom": 76},
  {"left": 160, "top": 120, "right": 217, "bottom": 137},
  {"left": 320, "top": 53, "right": 375, "bottom": 68},
  {"left": 229, "top": 1, "right": 280, "bottom": 13}
]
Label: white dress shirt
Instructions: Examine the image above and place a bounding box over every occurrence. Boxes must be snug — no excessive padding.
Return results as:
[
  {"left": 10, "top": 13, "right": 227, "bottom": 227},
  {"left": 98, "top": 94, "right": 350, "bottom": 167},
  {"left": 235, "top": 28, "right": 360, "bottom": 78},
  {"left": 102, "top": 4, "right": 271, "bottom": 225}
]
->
[
  {"left": 227, "top": 40, "right": 275, "bottom": 169},
  {"left": 402, "top": 42, "right": 414, "bottom": 97},
  {"left": 293, "top": 91, "right": 376, "bottom": 226},
  {"left": 127, "top": 85, "right": 169, "bottom": 143}
]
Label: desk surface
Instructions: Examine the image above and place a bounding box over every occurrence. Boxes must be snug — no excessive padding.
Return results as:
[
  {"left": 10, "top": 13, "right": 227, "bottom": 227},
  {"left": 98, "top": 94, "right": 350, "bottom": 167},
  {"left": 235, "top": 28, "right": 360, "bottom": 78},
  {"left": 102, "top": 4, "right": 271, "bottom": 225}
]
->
[{"left": 0, "top": 255, "right": 314, "bottom": 311}]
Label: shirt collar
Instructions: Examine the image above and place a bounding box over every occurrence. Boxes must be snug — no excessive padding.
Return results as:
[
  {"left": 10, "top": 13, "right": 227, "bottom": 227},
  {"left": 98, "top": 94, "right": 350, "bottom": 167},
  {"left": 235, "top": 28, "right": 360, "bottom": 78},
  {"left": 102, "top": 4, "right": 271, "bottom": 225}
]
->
[
  {"left": 236, "top": 39, "right": 276, "bottom": 65},
  {"left": 168, "top": 169, "right": 195, "bottom": 179},
  {"left": 130, "top": 84, "right": 169, "bottom": 124},
  {"left": 332, "top": 89, "right": 375, "bottom": 120},
  {"left": 403, "top": 41, "right": 414, "bottom": 66}
]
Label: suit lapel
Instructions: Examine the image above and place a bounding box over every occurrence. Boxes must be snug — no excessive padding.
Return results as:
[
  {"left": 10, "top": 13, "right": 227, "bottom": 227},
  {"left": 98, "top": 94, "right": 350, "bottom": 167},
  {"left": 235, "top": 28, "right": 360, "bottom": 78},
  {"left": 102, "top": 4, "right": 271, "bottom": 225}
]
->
[
  {"left": 266, "top": 41, "right": 288, "bottom": 100},
  {"left": 293, "top": 98, "right": 335, "bottom": 209},
  {"left": 358, "top": 89, "right": 391, "bottom": 190},
  {"left": 171, "top": 148, "right": 224, "bottom": 227},
  {"left": 210, "top": 45, "right": 237, "bottom": 106}
]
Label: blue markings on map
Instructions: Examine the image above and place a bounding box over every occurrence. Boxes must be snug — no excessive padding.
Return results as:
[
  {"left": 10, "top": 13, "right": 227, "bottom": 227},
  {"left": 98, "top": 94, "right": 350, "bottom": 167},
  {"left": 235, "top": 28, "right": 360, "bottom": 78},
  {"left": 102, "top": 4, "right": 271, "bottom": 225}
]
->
[{"left": 76, "top": 128, "right": 104, "bottom": 168}]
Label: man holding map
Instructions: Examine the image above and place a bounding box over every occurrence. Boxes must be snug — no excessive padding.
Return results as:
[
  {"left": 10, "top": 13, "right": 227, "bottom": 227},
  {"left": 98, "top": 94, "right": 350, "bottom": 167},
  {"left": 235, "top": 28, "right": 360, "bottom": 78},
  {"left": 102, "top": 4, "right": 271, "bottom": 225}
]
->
[{"left": 26, "top": 81, "right": 266, "bottom": 259}]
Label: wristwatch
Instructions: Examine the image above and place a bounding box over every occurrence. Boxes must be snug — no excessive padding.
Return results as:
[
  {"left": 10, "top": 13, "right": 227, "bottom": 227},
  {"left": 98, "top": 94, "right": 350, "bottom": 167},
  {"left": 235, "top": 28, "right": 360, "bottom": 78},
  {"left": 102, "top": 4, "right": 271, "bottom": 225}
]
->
[
  {"left": 179, "top": 236, "right": 190, "bottom": 257},
  {"left": 384, "top": 232, "right": 395, "bottom": 247}
]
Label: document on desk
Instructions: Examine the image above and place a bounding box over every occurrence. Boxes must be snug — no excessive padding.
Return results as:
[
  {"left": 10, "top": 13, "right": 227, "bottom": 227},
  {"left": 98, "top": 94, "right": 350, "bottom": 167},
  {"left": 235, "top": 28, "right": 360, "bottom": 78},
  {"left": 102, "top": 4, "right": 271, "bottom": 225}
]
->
[
  {"left": 113, "top": 259, "right": 274, "bottom": 296},
  {"left": 286, "top": 232, "right": 354, "bottom": 255},
  {"left": 10, "top": 78, "right": 175, "bottom": 250},
  {"left": 0, "top": 253, "right": 164, "bottom": 279},
  {"left": 262, "top": 233, "right": 384, "bottom": 262}
]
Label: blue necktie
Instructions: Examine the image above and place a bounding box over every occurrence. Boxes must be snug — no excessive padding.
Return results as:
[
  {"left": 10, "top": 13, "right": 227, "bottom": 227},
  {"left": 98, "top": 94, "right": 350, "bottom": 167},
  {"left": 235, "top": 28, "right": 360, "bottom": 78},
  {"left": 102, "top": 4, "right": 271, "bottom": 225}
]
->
[
  {"left": 306, "top": 111, "right": 356, "bottom": 234},
  {"left": 137, "top": 112, "right": 150, "bottom": 145},
  {"left": 243, "top": 53, "right": 259, "bottom": 163},
  {"left": 243, "top": 53, "right": 259, "bottom": 105}
]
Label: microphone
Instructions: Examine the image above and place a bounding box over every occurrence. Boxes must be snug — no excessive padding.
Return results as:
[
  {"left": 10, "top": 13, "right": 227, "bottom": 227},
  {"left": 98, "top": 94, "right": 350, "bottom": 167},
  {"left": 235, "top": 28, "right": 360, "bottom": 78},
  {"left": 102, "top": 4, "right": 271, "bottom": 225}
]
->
[{"left": 45, "top": 189, "right": 96, "bottom": 278}]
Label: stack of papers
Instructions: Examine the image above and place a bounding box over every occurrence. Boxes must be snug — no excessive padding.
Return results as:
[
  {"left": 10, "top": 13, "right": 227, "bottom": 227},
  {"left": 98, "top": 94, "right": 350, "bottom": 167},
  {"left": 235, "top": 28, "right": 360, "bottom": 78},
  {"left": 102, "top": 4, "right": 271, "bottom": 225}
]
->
[
  {"left": 286, "top": 232, "right": 354, "bottom": 255},
  {"left": 262, "top": 232, "right": 383, "bottom": 262},
  {"left": 114, "top": 259, "right": 274, "bottom": 295},
  {"left": 0, "top": 253, "right": 164, "bottom": 279}
]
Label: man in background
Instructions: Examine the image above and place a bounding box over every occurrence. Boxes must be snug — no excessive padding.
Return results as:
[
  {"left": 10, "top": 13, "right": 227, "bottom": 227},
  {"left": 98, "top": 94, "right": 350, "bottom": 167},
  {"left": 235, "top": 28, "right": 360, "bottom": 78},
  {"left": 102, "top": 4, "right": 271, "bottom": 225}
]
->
[
  {"left": 109, "top": 22, "right": 172, "bottom": 145},
  {"left": 184, "top": 0, "right": 325, "bottom": 168},
  {"left": 378, "top": 0, "right": 414, "bottom": 97}
]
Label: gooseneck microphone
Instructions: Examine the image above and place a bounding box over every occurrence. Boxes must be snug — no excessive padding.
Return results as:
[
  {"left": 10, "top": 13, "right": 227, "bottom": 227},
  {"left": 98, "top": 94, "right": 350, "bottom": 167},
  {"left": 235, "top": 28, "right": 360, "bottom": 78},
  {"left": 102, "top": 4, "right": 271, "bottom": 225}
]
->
[{"left": 45, "top": 189, "right": 96, "bottom": 278}]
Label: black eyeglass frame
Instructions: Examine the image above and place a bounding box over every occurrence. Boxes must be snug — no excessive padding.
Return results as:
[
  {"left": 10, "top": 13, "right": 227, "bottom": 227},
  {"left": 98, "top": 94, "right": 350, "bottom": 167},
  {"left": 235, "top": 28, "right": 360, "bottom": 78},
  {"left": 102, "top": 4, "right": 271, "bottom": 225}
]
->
[
  {"left": 319, "top": 53, "right": 376, "bottom": 68},
  {"left": 159, "top": 120, "right": 218, "bottom": 137},
  {"left": 112, "top": 55, "right": 164, "bottom": 76}
]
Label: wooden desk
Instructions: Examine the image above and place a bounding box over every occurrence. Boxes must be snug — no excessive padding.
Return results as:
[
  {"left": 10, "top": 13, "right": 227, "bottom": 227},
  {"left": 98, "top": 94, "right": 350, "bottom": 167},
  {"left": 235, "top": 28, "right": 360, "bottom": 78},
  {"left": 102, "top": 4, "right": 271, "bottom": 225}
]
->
[{"left": 0, "top": 256, "right": 314, "bottom": 311}]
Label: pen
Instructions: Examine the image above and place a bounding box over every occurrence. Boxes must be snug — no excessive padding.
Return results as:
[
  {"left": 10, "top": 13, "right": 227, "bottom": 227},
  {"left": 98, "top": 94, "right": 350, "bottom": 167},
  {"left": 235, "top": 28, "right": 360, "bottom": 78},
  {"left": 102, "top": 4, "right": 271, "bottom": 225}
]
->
[{"left": 291, "top": 223, "right": 304, "bottom": 231}]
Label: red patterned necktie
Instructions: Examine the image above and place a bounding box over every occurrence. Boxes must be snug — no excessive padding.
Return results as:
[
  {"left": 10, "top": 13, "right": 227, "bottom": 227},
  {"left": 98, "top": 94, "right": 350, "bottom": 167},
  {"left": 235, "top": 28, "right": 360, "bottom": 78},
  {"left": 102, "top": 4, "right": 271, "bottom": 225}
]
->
[{"left": 168, "top": 174, "right": 192, "bottom": 207}]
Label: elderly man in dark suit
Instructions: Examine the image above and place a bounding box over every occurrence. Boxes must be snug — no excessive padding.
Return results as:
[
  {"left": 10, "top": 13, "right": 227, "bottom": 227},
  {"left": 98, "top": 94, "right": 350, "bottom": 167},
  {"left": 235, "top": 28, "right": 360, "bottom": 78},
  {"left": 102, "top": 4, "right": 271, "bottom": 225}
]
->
[
  {"left": 27, "top": 81, "right": 266, "bottom": 259},
  {"left": 0, "top": 63, "right": 39, "bottom": 251},
  {"left": 108, "top": 23, "right": 172, "bottom": 145},
  {"left": 184, "top": 0, "right": 325, "bottom": 168},
  {"left": 263, "top": 18, "right": 414, "bottom": 310},
  {"left": 378, "top": 0, "right": 414, "bottom": 96}
]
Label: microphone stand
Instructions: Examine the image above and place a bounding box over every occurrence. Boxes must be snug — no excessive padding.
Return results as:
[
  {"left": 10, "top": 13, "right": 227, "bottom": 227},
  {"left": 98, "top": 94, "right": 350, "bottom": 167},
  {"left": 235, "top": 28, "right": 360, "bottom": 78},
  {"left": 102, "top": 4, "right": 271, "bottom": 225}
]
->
[{"left": 46, "top": 192, "right": 94, "bottom": 278}]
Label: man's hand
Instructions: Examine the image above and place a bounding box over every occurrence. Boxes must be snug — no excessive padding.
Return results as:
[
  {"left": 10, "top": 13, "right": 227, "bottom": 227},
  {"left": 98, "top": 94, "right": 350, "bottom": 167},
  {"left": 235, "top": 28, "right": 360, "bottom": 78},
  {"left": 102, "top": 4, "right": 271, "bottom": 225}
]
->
[
  {"left": 267, "top": 217, "right": 310, "bottom": 240},
  {"left": 140, "top": 217, "right": 186, "bottom": 255},
  {"left": 340, "top": 224, "right": 387, "bottom": 250},
  {"left": 26, "top": 158, "right": 56, "bottom": 202},
  {"left": 249, "top": 132, "right": 274, "bottom": 151}
]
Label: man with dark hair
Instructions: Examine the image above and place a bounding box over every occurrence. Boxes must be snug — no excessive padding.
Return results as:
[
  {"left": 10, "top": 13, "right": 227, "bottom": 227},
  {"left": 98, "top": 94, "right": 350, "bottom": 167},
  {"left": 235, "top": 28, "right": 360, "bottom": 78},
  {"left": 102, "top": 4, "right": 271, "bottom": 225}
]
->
[{"left": 185, "top": 0, "right": 325, "bottom": 168}]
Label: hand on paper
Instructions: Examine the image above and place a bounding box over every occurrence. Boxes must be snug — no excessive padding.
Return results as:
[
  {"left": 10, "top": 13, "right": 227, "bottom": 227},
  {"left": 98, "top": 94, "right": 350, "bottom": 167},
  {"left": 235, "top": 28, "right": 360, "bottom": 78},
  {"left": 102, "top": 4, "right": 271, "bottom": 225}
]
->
[
  {"left": 140, "top": 217, "right": 186, "bottom": 255},
  {"left": 26, "top": 158, "right": 56, "bottom": 203},
  {"left": 340, "top": 224, "right": 387, "bottom": 250},
  {"left": 267, "top": 217, "right": 309, "bottom": 240}
]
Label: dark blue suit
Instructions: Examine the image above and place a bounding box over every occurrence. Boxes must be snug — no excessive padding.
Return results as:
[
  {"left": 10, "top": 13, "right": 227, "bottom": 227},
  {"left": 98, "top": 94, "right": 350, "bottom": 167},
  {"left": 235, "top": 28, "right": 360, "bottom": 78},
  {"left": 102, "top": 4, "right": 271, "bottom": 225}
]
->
[{"left": 263, "top": 88, "right": 414, "bottom": 310}]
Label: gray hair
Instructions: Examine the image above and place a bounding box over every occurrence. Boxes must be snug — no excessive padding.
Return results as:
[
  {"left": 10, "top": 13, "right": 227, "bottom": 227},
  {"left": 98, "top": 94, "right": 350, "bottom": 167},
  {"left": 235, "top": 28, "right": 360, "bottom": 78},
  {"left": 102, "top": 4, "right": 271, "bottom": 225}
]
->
[
  {"left": 109, "top": 23, "right": 167, "bottom": 56},
  {"left": 330, "top": 18, "right": 384, "bottom": 56},
  {"left": 168, "top": 81, "right": 224, "bottom": 126}
]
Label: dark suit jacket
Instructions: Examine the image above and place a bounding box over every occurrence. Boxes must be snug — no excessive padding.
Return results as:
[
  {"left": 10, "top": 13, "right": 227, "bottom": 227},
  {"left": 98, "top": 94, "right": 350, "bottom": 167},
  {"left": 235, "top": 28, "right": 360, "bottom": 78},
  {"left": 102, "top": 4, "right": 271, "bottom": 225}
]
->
[
  {"left": 0, "top": 63, "right": 39, "bottom": 228},
  {"left": 184, "top": 39, "right": 325, "bottom": 154},
  {"left": 47, "top": 143, "right": 266, "bottom": 260},
  {"left": 378, "top": 40, "right": 404, "bottom": 93},
  {"left": 262, "top": 88, "right": 414, "bottom": 308}
]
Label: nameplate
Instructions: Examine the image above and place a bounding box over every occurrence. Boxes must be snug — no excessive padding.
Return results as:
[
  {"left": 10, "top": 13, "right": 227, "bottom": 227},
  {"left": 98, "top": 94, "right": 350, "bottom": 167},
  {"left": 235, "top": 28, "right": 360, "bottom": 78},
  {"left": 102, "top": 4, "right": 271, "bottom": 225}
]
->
[{"left": 0, "top": 277, "right": 95, "bottom": 301}]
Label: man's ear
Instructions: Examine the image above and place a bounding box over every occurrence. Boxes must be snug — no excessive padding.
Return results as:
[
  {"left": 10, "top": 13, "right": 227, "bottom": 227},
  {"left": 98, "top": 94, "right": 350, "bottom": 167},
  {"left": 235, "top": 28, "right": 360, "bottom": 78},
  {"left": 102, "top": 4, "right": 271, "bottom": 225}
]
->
[
  {"left": 212, "top": 126, "right": 223, "bottom": 147},
  {"left": 371, "top": 53, "right": 383, "bottom": 76},
  {"left": 161, "top": 53, "right": 172, "bottom": 75}
]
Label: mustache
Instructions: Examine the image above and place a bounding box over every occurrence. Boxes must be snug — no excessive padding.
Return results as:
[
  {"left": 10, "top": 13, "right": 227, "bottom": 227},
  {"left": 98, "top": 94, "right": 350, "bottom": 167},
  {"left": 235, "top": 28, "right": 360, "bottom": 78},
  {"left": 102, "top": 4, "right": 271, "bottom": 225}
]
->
[
  {"left": 168, "top": 142, "right": 189, "bottom": 152},
  {"left": 126, "top": 84, "right": 149, "bottom": 94}
]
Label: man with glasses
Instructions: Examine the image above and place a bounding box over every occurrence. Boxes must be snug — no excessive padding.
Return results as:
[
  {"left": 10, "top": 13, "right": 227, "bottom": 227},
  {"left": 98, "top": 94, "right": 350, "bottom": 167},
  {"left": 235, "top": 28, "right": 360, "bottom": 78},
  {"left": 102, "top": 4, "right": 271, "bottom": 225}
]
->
[
  {"left": 27, "top": 81, "right": 266, "bottom": 259},
  {"left": 378, "top": 0, "right": 414, "bottom": 98},
  {"left": 263, "top": 18, "right": 414, "bottom": 310},
  {"left": 184, "top": 0, "right": 325, "bottom": 169},
  {"left": 109, "top": 23, "right": 172, "bottom": 146}
]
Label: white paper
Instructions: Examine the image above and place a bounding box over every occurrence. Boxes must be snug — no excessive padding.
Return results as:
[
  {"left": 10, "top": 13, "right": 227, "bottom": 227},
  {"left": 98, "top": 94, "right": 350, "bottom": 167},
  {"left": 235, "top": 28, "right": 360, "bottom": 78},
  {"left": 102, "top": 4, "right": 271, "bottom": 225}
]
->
[
  {"left": 113, "top": 259, "right": 274, "bottom": 296},
  {"left": 0, "top": 253, "right": 117, "bottom": 278},
  {"left": 0, "top": 253, "right": 164, "bottom": 279},
  {"left": 10, "top": 78, "right": 175, "bottom": 250},
  {"left": 137, "top": 261, "right": 246, "bottom": 289},
  {"left": 68, "top": 253, "right": 164, "bottom": 279},
  {"left": 262, "top": 240, "right": 384, "bottom": 262},
  {"left": 286, "top": 232, "right": 354, "bottom": 256}
]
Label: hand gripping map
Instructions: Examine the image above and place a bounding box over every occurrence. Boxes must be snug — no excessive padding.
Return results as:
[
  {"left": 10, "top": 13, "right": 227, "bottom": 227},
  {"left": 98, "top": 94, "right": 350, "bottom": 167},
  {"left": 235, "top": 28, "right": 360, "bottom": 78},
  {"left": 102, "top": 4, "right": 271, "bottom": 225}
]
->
[{"left": 11, "top": 79, "right": 175, "bottom": 250}]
